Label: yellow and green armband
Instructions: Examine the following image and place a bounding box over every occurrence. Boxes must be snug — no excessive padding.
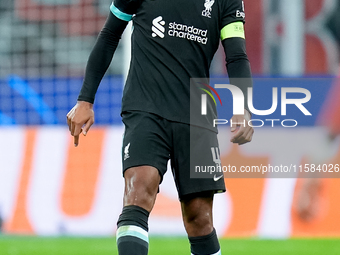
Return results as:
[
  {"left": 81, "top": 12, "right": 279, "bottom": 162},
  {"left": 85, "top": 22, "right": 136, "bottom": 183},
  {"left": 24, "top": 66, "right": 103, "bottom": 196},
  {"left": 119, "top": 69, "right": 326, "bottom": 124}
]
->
[{"left": 220, "top": 21, "right": 245, "bottom": 41}]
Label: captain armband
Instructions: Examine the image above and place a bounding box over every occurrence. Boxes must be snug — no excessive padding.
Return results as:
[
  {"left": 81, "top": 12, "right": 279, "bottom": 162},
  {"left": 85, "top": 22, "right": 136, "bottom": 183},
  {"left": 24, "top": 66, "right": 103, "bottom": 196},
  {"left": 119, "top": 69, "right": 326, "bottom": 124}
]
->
[{"left": 220, "top": 21, "right": 245, "bottom": 41}]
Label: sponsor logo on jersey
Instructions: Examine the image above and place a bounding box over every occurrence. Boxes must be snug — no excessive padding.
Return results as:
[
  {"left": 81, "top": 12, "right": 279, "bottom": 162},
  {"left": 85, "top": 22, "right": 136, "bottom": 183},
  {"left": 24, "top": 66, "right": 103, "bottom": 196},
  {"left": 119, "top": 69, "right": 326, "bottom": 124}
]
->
[
  {"left": 236, "top": 10, "right": 245, "bottom": 19},
  {"left": 152, "top": 16, "right": 165, "bottom": 38},
  {"left": 168, "top": 22, "right": 208, "bottom": 44},
  {"left": 124, "top": 143, "right": 130, "bottom": 160},
  {"left": 236, "top": 1, "right": 246, "bottom": 19},
  {"left": 202, "top": 0, "right": 215, "bottom": 18},
  {"left": 151, "top": 16, "right": 209, "bottom": 44}
]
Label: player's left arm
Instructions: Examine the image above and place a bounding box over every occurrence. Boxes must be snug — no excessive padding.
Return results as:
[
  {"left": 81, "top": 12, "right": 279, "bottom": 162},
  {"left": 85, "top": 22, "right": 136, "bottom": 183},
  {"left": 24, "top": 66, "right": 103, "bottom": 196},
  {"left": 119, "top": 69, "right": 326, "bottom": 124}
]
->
[{"left": 221, "top": 21, "right": 254, "bottom": 145}]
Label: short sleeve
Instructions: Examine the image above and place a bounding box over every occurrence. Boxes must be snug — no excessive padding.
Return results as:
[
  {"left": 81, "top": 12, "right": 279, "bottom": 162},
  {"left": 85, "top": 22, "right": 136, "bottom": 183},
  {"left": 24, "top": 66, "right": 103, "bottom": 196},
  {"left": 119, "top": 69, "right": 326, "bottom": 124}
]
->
[{"left": 220, "top": 0, "right": 246, "bottom": 29}]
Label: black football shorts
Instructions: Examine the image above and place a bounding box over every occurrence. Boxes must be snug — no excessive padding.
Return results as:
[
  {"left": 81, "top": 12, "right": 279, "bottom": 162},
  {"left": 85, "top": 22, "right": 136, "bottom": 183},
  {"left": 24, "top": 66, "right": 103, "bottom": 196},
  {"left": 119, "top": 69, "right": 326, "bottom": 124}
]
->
[{"left": 121, "top": 111, "right": 226, "bottom": 199}]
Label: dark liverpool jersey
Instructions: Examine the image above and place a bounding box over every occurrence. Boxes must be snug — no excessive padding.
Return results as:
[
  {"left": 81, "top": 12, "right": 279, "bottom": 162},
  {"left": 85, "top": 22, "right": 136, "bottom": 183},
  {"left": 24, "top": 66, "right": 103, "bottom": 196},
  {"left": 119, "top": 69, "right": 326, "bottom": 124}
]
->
[{"left": 121, "top": 0, "right": 246, "bottom": 131}]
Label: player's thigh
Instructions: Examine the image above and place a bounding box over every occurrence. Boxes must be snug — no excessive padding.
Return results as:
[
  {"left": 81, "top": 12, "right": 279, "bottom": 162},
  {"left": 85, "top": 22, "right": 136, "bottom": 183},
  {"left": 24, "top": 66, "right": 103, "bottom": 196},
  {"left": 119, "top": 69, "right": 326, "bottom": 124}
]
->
[
  {"left": 123, "top": 166, "right": 161, "bottom": 212},
  {"left": 122, "top": 111, "right": 171, "bottom": 180},
  {"left": 121, "top": 111, "right": 171, "bottom": 211}
]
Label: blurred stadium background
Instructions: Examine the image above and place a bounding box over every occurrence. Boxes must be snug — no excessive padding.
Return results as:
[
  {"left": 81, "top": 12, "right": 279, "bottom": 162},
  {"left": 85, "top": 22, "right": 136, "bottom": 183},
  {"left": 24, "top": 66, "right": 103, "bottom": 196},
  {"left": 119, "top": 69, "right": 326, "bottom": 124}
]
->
[{"left": 1, "top": 0, "right": 340, "bottom": 254}]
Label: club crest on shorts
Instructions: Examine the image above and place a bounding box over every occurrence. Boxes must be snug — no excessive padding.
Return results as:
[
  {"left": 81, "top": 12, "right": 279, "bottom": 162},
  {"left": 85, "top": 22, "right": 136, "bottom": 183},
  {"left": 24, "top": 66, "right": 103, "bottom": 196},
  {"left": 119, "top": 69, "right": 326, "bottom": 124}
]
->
[
  {"left": 202, "top": 0, "right": 214, "bottom": 18},
  {"left": 124, "top": 143, "right": 130, "bottom": 160}
]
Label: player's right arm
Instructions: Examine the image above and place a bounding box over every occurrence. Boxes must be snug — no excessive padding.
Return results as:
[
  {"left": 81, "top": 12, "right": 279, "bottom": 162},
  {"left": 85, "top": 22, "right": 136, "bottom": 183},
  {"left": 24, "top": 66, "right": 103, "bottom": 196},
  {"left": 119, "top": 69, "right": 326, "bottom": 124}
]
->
[
  {"left": 67, "top": 0, "right": 143, "bottom": 146},
  {"left": 222, "top": 26, "right": 253, "bottom": 145}
]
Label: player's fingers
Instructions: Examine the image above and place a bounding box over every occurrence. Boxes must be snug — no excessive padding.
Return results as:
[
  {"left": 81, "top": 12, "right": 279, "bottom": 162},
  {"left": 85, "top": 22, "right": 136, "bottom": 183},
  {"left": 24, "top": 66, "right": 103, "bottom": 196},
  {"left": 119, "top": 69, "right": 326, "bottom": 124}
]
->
[
  {"left": 67, "top": 108, "right": 77, "bottom": 132},
  {"left": 82, "top": 117, "right": 94, "bottom": 136},
  {"left": 237, "top": 133, "right": 249, "bottom": 145},
  {"left": 242, "top": 128, "right": 254, "bottom": 144},
  {"left": 66, "top": 111, "right": 73, "bottom": 132},
  {"left": 238, "top": 133, "right": 252, "bottom": 145},
  {"left": 243, "top": 127, "right": 254, "bottom": 142},
  {"left": 233, "top": 126, "right": 253, "bottom": 144},
  {"left": 230, "top": 124, "right": 237, "bottom": 132},
  {"left": 70, "top": 120, "right": 75, "bottom": 136},
  {"left": 235, "top": 132, "right": 249, "bottom": 144},
  {"left": 73, "top": 124, "right": 83, "bottom": 138},
  {"left": 74, "top": 135, "right": 79, "bottom": 147},
  {"left": 230, "top": 126, "right": 245, "bottom": 142},
  {"left": 245, "top": 130, "right": 254, "bottom": 143},
  {"left": 67, "top": 115, "right": 73, "bottom": 132}
]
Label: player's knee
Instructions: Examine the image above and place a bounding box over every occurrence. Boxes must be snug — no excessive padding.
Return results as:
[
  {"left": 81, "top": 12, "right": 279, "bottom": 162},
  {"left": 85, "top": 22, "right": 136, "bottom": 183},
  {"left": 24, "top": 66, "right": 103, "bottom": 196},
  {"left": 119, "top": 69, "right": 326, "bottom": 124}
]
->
[
  {"left": 183, "top": 206, "right": 213, "bottom": 236},
  {"left": 123, "top": 185, "right": 156, "bottom": 211},
  {"left": 181, "top": 194, "right": 214, "bottom": 236},
  {"left": 114, "top": 0, "right": 143, "bottom": 14},
  {"left": 183, "top": 213, "right": 213, "bottom": 236},
  {"left": 184, "top": 211, "right": 213, "bottom": 227}
]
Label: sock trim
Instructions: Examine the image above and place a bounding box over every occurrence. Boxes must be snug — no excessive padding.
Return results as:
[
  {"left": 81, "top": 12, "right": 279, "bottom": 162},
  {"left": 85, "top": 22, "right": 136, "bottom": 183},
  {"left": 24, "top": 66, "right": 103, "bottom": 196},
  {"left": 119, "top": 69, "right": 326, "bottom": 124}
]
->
[
  {"left": 116, "top": 225, "right": 149, "bottom": 243},
  {"left": 117, "top": 236, "right": 149, "bottom": 249},
  {"left": 191, "top": 250, "right": 221, "bottom": 255},
  {"left": 212, "top": 249, "right": 221, "bottom": 255}
]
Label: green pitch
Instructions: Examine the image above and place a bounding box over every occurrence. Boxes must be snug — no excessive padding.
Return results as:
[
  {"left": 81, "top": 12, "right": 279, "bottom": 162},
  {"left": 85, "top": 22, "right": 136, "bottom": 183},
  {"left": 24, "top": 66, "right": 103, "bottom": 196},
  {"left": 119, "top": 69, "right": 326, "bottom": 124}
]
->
[{"left": 0, "top": 236, "right": 340, "bottom": 255}]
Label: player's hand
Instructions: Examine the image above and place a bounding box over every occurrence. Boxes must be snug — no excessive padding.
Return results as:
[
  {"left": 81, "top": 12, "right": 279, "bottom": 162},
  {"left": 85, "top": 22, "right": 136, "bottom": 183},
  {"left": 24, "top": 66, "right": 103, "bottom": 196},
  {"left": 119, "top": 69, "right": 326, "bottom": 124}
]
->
[
  {"left": 230, "top": 109, "right": 253, "bottom": 145},
  {"left": 66, "top": 101, "right": 94, "bottom": 147}
]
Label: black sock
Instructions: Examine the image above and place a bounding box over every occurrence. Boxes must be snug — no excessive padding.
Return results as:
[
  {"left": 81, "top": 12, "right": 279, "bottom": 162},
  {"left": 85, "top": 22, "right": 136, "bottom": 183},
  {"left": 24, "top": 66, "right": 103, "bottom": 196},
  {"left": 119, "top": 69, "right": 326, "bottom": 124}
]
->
[
  {"left": 116, "top": 205, "right": 150, "bottom": 255},
  {"left": 189, "top": 228, "right": 221, "bottom": 255}
]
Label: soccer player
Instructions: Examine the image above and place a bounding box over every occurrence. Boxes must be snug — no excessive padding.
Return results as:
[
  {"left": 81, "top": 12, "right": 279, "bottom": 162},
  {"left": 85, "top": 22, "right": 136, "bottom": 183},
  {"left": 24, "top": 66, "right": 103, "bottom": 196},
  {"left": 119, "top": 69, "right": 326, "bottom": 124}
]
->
[{"left": 67, "top": 0, "right": 254, "bottom": 254}]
